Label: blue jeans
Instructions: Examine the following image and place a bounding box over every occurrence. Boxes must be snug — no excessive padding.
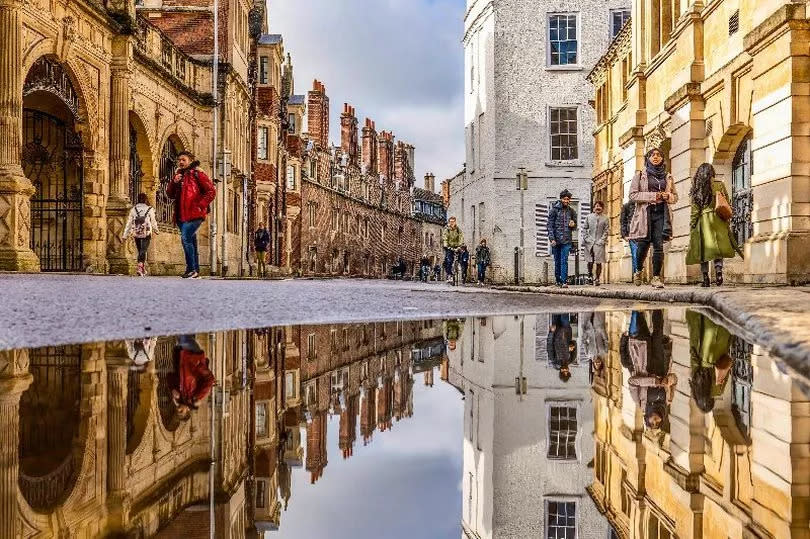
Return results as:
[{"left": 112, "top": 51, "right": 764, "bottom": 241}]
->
[
  {"left": 179, "top": 218, "right": 203, "bottom": 273},
  {"left": 443, "top": 248, "right": 456, "bottom": 277},
  {"left": 629, "top": 240, "right": 639, "bottom": 274},
  {"left": 552, "top": 243, "right": 572, "bottom": 284},
  {"left": 477, "top": 262, "right": 487, "bottom": 283}
]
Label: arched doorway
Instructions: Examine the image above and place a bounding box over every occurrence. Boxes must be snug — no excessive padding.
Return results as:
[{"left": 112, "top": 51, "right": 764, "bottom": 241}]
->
[
  {"left": 22, "top": 57, "right": 85, "bottom": 272},
  {"left": 731, "top": 134, "right": 754, "bottom": 246},
  {"left": 129, "top": 123, "right": 144, "bottom": 205},
  {"left": 155, "top": 136, "right": 182, "bottom": 225}
]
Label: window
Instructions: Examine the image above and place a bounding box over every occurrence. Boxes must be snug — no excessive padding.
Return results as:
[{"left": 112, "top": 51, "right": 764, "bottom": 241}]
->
[
  {"left": 256, "top": 403, "right": 268, "bottom": 437},
  {"left": 548, "top": 13, "right": 579, "bottom": 66},
  {"left": 610, "top": 9, "right": 630, "bottom": 39},
  {"left": 647, "top": 513, "right": 674, "bottom": 539},
  {"left": 285, "top": 372, "right": 296, "bottom": 399},
  {"left": 308, "top": 202, "right": 316, "bottom": 228},
  {"left": 288, "top": 113, "right": 296, "bottom": 134},
  {"left": 255, "top": 479, "right": 267, "bottom": 509},
  {"left": 550, "top": 107, "right": 578, "bottom": 161},
  {"left": 548, "top": 406, "right": 577, "bottom": 459},
  {"left": 731, "top": 134, "right": 754, "bottom": 246},
  {"left": 258, "top": 127, "right": 268, "bottom": 160},
  {"left": 259, "top": 56, "right": 269, "bottom": 84},
  {"left": 546, "top": 500, "right": 576, "bottom": 539},
  {"left": 286, "top": 165, "right": 295, "bottom": 190},
  {"left": 307, "top": 333, "right": 316, "bottom": 361}
]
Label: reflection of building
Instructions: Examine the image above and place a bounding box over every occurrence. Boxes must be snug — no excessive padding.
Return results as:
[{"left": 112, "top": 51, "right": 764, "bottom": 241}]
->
[
  {"left": 589, "top": 3, "right": 810, "bottom": 284},
  {"left": 446, "top": 315, "right": 608, "bottom": 538},
  {"left": 588, "top": 309, "right": 810, "bottom": 537}
]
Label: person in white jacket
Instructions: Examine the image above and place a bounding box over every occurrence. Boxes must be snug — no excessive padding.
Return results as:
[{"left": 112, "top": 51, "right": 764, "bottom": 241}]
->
[{"left": 123, "top": 193, "right": 160, "bottom": 276}]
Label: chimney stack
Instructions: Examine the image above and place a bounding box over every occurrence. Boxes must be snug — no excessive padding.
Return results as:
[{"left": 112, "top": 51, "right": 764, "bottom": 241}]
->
[
  {"left": 307, "top": 80, "right": 330, "bottom": 149},
  {"left": 361, "top": 118, "right": 378, "bottom": 175},
  {"left": 378, "top": 131, "right": 394, "bottom": 181},
  {"left": 424, "top": 173, "right": 435, "bottom": 193},
  {"left": 340, "top": 103, "right": 359, "bottom": 166}
]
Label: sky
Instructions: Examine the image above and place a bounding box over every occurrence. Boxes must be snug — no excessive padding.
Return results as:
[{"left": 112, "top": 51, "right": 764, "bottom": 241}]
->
[{"left": 268, "top": 0, "right": 466, "bottom": 189}]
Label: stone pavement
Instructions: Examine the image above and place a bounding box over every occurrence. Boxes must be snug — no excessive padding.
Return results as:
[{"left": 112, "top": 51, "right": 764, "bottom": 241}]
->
[
  {"left": 0, "top": 274, "right": 645, "bottom": 351},
  {"left": 496, "top": 283, "right": 810, "bottom": 381}
]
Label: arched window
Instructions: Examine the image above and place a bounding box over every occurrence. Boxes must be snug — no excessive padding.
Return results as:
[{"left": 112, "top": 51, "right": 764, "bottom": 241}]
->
[
  {"left": 731, "top": 135, "right": 754, "bottom": 246},
  {"left": 129, "top": 124, "right": 144, "bottom": 204}
]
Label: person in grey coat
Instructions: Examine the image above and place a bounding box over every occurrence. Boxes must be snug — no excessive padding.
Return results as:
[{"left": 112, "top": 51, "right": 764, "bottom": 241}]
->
[{"left": 583, "top": 200, "right": 609, "bottom": 286}]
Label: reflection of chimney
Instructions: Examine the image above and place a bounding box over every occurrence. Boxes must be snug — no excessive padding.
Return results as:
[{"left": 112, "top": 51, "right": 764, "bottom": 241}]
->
[
  {"left": 424, "top": 173, "right": 435, "bottom": 193},
  {"left": 307, "top": 80, "right": 330, "bottom": 149},
  {"left": 306, "top": 410, "right": 328, "bottom": 484},
  {"left": 361, "top": 118, "right": 378, "bottom": 175},
  {"left": 360, "top": 385, "right": 376, "bottom": 445},
  {"left": 340, "top": 103, "right": 359, "bottom": 166},
  {"left": 339, "top": 394, "right": 358, "bottom": 459}
]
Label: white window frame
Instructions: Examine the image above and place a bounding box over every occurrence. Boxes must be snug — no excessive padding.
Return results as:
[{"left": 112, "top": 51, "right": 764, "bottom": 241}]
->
[
  {"left": 285, "top": 371, "right": 297, "bottom": 400},
  {"left": 547, "top": 12, "right": 581, "bottom": 69},
  {"left": 544, "top": 498, "right": 578, "bottom": 539},
  {"left": 255, "top": 478, "right": 267, "bottom": 508},
  {"left": 288, "top": 112, "right": 296, "bottom": 134},
  {"left": 307, "top": 333, "right": 316, "bottom": 361},
  {"left": 548, "top": 105, "right": 580, "bottom": 163},
  {"left": 546, "top": 400, "right": 582, "bottom": 462},
  {"left": 257, "top": 126, "right": 268, "bottom": 160},
  {"left": 609, "top": 8, "right": 631, "bottom": 40}
]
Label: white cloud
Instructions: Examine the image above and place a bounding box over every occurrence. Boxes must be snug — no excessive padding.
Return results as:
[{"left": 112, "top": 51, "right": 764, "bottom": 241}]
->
[{"left": 268, "top": 0, "right": 466, "bottom": 187}]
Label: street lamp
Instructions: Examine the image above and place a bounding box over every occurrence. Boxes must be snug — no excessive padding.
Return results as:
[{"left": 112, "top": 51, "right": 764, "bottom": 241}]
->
[{"left": 515, "top": 168, "right": 528, "bottom": 284}]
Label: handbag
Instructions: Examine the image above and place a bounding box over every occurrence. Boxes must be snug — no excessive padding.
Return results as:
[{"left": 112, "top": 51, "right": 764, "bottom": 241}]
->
[{"left": 715, "top": 190, "right": 732, "bottom": 221}]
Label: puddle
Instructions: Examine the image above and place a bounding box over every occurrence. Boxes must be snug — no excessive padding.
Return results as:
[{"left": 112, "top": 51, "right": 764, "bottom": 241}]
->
[{"left": 2, "top": 308, "right": 808, "bottom": 538}]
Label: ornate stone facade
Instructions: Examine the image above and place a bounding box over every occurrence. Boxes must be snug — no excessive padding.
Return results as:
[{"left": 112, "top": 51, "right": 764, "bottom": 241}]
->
[{"left": 589, "top": 2, "right": 810, "bottom": 284}]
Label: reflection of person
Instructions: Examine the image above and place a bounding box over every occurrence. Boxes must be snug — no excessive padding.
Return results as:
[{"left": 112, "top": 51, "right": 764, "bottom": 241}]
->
[
  {"left": 547, "top": 314, "right": 576, "bottom": 382},
  {"left": 687, "top": 311, "right": 734, "bottom": 413},
  {"left": 583, "top": 312, "right": 608, "bottom": 384},
  {"left": 126, "top": 337, "right": 156, "bottom": 370},
  {"left": 442, "top": 217, "right": 464, "bottom": 283},
  {"left": 625, "top": 310, "right": 676, "bottom": 430},
  {"left": 169, "top": 335, "right": 215, "bottom": 421},
  {"left": 442, "top": 319, "right": 463, "bottom": 351}
]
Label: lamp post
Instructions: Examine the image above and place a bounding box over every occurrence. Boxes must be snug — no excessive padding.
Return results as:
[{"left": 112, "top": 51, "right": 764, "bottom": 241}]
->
[
  {"left": 210, "top": 0, "right": 219, "bottom": 276},
  {"left": 220, "top": 149, "right": 232, "bottom": 275},
  {"left": 516, "top": 168, "right": 528, "bottom": 284}
]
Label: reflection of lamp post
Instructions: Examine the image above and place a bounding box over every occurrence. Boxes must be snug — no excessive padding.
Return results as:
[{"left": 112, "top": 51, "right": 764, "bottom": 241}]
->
[{"left": 516, "top": 168, "right": 528, "bottom": 284}]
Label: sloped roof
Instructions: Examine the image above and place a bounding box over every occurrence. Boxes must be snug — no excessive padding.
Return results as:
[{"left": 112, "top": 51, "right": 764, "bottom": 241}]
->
[
  {"left": 258, "top": 33, "right": 282, "bottom": 45},
  {"left": 288, "top": 94, "right": 306, "bottom": 105},
  {"left": 412, "top": 187, "right": 443, "bottom": 204}
]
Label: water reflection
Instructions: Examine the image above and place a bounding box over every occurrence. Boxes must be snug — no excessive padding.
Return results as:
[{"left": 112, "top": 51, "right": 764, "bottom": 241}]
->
[{"left": 0, "top": 311, "right": 807, "bottom": 538}]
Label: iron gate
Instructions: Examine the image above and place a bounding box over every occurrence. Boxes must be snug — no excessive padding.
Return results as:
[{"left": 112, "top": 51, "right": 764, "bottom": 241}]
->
[
  {"left": 129, "top": 124, "right": 144, "bottom": 204},
  {"left": 731, "top": 136, "right": 754, "bottom": 247},
  {"left": 22, "top": 110, "right": 84, "bottom": 272},
  {"left": 156, "top": 138, "right": 179, "bottom": 225}
]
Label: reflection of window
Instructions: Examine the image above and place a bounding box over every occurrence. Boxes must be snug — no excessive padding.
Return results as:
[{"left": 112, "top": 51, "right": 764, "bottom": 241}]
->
[
  {"left": 285, "top": 372, "right": 296, "bottom": 399},
  {"left": 256, "top": 403, "right": 268, "bottom": 437},
  {"left": 550, "top": 107, "right": 578, "bottom": 161},
  {"left": 548, "top": 406, "right": 577, "bottom": 460},
  {"left": 259, "top": 56, "right": 269, "bottom": 84},
  {"left": 548, "top": 13, "right": 579, "bottom": 66},
  {"left": 258, "top": 127, "right": 268, "bottom": 160},
  {"left": 545, "top": 500, "right": 576, "bottom": 539},
  {"left": 647, "top": 513, "right": 674, "bottom": 539},
  {"left": 288, "top": 113, "right": 296, "bottom": 134},
  {"left": 307, "top": 333, "right": 316, "bottom": 361},
  {"left": 255, "top": 479, "right": 266, "bottom": 508},
  {"left": 308, "top": 202, "right": 316, "bottom": 227},
  {"left": 286, "top": 165, "right": 295, "bottom": 190}
]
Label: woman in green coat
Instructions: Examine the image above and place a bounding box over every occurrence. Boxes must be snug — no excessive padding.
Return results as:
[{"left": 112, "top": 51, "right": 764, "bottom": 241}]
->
[
  {"left": 687, "top": 310, "right": 734, "bottom": 413},
  {"left": 686, "top": 163, "right": 743, "bottom": 286}
]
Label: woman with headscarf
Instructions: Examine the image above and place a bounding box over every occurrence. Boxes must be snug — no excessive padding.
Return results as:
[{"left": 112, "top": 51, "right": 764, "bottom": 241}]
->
[
  {"left": 686, "top": 163, "right": 743, "bottom": 287},
  {"left": 628, "top": 148, "right": 679, "bottom": 288}
]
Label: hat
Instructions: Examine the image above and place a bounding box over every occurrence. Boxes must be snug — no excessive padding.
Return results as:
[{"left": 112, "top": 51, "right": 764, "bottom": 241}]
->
[{"left": 560, "top": 189, "right": 572, "bottom": 199}]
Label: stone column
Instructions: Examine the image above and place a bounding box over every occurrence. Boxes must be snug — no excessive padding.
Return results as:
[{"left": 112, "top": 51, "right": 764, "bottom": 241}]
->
[
  {"left": 0, "top": 0, "right": 39, "bottom": 271},
  {"left": 106, "top": 347, "right": 130, "bottom": 532},
  {"left": 0, "top": 350, "right": 33, "bottom": 538},
  {"left": 107, "top": 37, "right": 135, "bottom": 274}
]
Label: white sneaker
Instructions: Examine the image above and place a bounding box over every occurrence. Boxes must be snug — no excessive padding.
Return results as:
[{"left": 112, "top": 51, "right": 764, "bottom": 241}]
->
[{"left": 651, "top": 276, "right": 664, "bottom": 288}]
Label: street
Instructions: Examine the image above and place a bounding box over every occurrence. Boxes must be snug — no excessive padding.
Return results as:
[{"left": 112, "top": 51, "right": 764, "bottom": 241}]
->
[{"left": 0, "top": 275, "right": 643, "bottom": 350}]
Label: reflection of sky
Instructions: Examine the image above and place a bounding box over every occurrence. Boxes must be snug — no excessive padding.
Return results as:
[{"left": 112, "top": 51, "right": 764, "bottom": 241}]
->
[{"left": 274, "top": 373, "right": 464, "bottom": 538}]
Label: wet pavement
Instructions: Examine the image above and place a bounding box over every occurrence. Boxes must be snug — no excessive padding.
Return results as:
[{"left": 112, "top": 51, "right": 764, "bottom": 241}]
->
[{"left": 2, "top": 307, "right": 809, "bottom": 538}]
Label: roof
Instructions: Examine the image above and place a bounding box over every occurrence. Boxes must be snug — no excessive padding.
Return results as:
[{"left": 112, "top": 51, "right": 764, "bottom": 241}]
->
[
  {"left": 258, "top": 33, "right": 283, "bottom": 45},
  {"left": 412, "top": 187, "right": 444, "bottom": 204},
  {"left": 288, "top": 94, "right": 306, "bottom": 105}
]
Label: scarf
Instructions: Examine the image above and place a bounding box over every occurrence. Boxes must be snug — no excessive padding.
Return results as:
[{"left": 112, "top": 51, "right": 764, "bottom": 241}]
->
[{"left": 644, "top": 149, "right": 668, "bottom": 189}]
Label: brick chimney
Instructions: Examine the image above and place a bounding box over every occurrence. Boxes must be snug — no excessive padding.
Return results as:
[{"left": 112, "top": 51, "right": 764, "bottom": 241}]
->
[
  {"left": 441, "top": 179, "right": 451, "bottom": 207},
  {"left": 424, "top": 173, "right": 435, "bottom": 193},
  {"left": 378, "top": 131, "right": 394, "bottom": 180},
  {"left": 361, "top": 118, "right": 378, "bottom": 175},
  {"left": 393, "top": 141, "right": 415, "bottom": 190},
  {"left": 340, "top": 103, "right": 359, "bottom": 167},
  {"left": 307, "top": 80, "right": 330, "bottom": 149}
]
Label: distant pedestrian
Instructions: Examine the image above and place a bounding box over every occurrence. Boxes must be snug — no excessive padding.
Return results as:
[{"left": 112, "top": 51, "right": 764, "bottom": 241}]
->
[
  {"left": 420, "top": 256, "right": 431, "bottom": 282},
  {"left": 475, "top": 239, "right": 491, "bottom": 285},
  {"left": 628, "top": 148, "right": 678, "bottom": 288},
  {"left": 166, "top": 151, "right": 216, "bottom": 279},
  {"left": 458, "top": 245, "right": 470, "bottom": 284},
  {"left": 583, "top": 200, "right": 609, "bottom": 286},
  {"left": 620, "top": 200, "right": 638, "bottom": 281},
  {"left": 442, "top": 216, "right": 464, "bottom": 283},
  {"left": 686, "top": 163, "right": 743, "bottom": 287},
  {"left": 123, "top": 193, "right": 159, "bottom": 276},
  {"left": 253, "top": 225, "right": 271, "bottom": 278},
  {"left": 432, "top": 264, "right": 442, "bottom": 281},
  {"left": 547, "top": 189, "right": 578, "bottom": 287}
]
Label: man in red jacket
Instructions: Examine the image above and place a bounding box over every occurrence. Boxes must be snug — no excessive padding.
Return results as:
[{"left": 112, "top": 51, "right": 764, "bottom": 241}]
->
[{"left": 166, "top": 151, "right": 216, "bottom": 278}]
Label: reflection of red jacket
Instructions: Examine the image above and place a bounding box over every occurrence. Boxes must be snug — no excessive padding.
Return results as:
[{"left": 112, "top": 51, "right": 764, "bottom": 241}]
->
[
  {"left": 176, "top": 349, "right": 215, "bottom": 406},
  {"left": 166, "top": 162, "right": 216, "bottom": 224}
]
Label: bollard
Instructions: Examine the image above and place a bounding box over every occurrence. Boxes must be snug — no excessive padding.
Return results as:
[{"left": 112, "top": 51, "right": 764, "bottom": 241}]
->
[
  {"left": 543, "top": 260, "right": 549, "bottom": 286},
  {"left": 514, "top": 247, "right": 520, "bottom": 284}
]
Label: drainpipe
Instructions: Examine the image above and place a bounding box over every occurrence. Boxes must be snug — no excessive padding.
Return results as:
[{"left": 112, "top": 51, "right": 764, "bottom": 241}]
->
[{"left": 210, "top": 0, "right": 219, "bottom": 276}]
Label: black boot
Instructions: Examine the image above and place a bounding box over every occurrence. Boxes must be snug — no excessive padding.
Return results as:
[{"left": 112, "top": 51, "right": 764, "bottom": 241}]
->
[
  {"left": 715, "top": 271, "right": 723, "bottom": 286},
  {"left": 701, "top": 273, "right": 711, "bottom": 287}
]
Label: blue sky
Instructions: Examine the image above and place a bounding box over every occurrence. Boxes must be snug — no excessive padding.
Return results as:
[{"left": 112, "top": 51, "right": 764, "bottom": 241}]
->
[{"left": 269, "top": 0, "right": 466, "bottom": 189}]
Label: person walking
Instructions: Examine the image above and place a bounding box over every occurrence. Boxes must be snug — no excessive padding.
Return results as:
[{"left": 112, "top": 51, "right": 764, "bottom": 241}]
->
[
  {"left": 686, "top": 310, "right": 735, "bottom": 413},
  {"left": 686, "top": 163, "right": 743, "bottom": 287},
  {"left": 583, "top": 200, "right": 609, "bottom": 286},
  {"left": 547, "top": 189, "right": 578, "bottom": 287},
  {"left": 420, "top": 255, "right": 432, "bottom": 282},
  {"left": 628, "top": 148, "right": 678, "bottom": 288},
  {"left": 475, "top": 239, "right": 491, "bottom": 285},
  {"left": 620, "top": 200, "right": 638, "bottom": 282},
  {"left": 458, "top": 245, "right": 470, "bottom": 284},
  {"left": 169, "top": 335, "right": 216, "bottom": 423},
  {"left": 442, "top": 216, "right": 464, "bottom": 284},
  {"left": 166, "top": 151, "right": 216, "bottom": 279},
  {"left": 253, "top": 225, "right": 271, "bottom": 278},
  {"left": 547, "top": 313, "right": 576, "bottom": 382},
  {"left": 123, "top": 193, "right": 159, "bottom": 276}
]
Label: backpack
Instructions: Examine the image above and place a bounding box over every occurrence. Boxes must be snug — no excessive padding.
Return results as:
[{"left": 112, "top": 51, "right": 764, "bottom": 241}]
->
[{"left": 132, "top": 206, "right": 152, "bottom": 238}]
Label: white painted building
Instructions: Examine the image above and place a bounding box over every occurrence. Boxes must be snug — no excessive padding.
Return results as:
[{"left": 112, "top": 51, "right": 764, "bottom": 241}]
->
[
  {"left": 454, "top": 0, "right": 630, "bottom": 283},
  {"left": 446, "top": 315, "right": 608, "bottom": 538}
]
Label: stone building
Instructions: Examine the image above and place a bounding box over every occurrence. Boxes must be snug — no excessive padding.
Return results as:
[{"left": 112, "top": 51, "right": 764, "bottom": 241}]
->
[
  {"left": 588, "top": 309, "right": 810, "bottom": 537},
  {"left": 589, "top": 2, "right": 810, "bottom": 284},
  {"left": 0, "top": 0, "right": 265, "bottom": 276},
  {"left": 449, "top": 0, "right": 630, "bottom": 284},
  {"left": 413, "top": 172, "right": 447, "bottom": 270}
]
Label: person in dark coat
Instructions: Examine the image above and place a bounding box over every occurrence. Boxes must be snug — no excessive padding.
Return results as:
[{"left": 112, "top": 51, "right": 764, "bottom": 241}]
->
[
  {"left": 475, "top": 239, "right": 491, "bottom": 285},
  {"left": 458, "top": 245, "right": 470, "bottom": 284},
  {"left": 420, "top": 256, "right": 432, "bottom": 282},
  {"left": 254, "top": 225, "right": 271, "bottom": 278},
  {"left": 620, "top": 200, "right": 638, "bottom": 280},
  {"left": 166, "top": 151, "right": 216, "bottom": 279},
  {"left": 547, "top": 314, "right": 576, "bottom": 382},
  {"left": 547, "top": 189, "right": 578, "bottom": 287},
  {"left": 169, "top": 335, "right": 216, "bottom": 423}
]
